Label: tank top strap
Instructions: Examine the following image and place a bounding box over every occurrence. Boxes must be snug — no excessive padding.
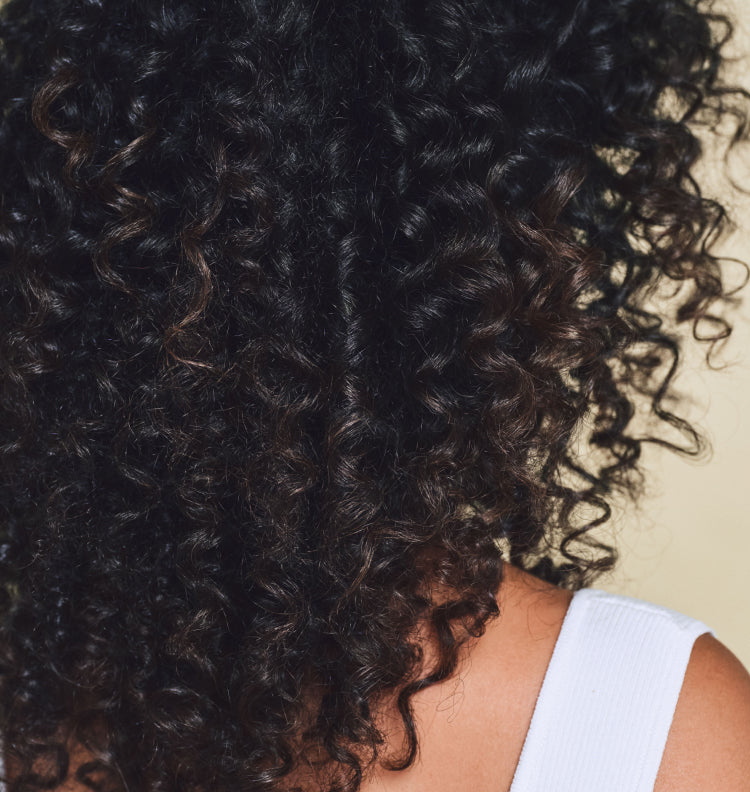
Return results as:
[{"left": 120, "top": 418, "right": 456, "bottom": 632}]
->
[{"left": 509, "top": 587, "right": 715, "bottom": 792}]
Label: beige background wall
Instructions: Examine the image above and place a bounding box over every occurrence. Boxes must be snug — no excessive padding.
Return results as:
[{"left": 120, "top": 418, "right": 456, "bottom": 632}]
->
[{"left": 600, "top": 0, "right": 750, "bottom": 670}]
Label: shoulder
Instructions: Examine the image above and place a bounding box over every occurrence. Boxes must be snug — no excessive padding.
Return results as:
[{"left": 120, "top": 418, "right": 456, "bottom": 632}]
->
[{"left": 654, "top": 632, "right": 750, "bottom": 792}]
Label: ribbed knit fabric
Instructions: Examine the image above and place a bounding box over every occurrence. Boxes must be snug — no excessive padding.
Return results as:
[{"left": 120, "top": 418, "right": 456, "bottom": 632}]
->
[
  {"left": 0, "top": 588, "right": 714, "bottom": 791},
  {"left": 508, "top": 587, "right": 715, "bottom": 792}
]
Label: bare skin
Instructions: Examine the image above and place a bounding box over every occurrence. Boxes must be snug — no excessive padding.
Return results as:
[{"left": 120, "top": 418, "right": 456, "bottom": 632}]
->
[
  {"left": 359, "top": 562, "right": 574, "bottom": 792},
  {"left": 5, "top": 563, "right": 750, "bottom": 791},
  {"left": 360, "top": 563, "right": 750, "bottom": 792}
]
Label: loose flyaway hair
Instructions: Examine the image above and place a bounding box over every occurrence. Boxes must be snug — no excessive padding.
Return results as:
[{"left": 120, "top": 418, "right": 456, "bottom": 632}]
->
[{"left": 0, "top": 0, "right": 748, "bottom": 790}]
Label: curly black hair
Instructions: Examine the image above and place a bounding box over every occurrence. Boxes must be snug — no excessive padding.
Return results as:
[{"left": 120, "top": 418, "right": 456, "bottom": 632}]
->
[{"left": 0, "top": 0, "right": 748, "bottom": 789}]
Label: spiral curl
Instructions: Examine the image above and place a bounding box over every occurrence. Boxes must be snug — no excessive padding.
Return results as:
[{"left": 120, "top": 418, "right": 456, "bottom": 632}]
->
[{"left": 0, "top": 0, "right": 748, "bottom": 789}]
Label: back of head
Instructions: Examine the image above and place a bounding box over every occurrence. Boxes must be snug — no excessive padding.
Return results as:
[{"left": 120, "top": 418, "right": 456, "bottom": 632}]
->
[{"left": 0, "top": 0, "right": 747, "bottom": 789}]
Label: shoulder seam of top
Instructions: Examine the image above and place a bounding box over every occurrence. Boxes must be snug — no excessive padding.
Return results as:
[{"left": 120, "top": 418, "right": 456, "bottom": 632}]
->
[{"left": 576, "top": 588, "right": 710, "bottom": 633}]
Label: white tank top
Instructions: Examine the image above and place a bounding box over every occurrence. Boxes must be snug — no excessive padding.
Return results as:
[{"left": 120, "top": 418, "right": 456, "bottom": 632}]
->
[
  {"left": 509, "top": 587, "right": 714, "bottom": 792},
  {"left": 0, "top": 588, "right": 714, "bottom": 791}
]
